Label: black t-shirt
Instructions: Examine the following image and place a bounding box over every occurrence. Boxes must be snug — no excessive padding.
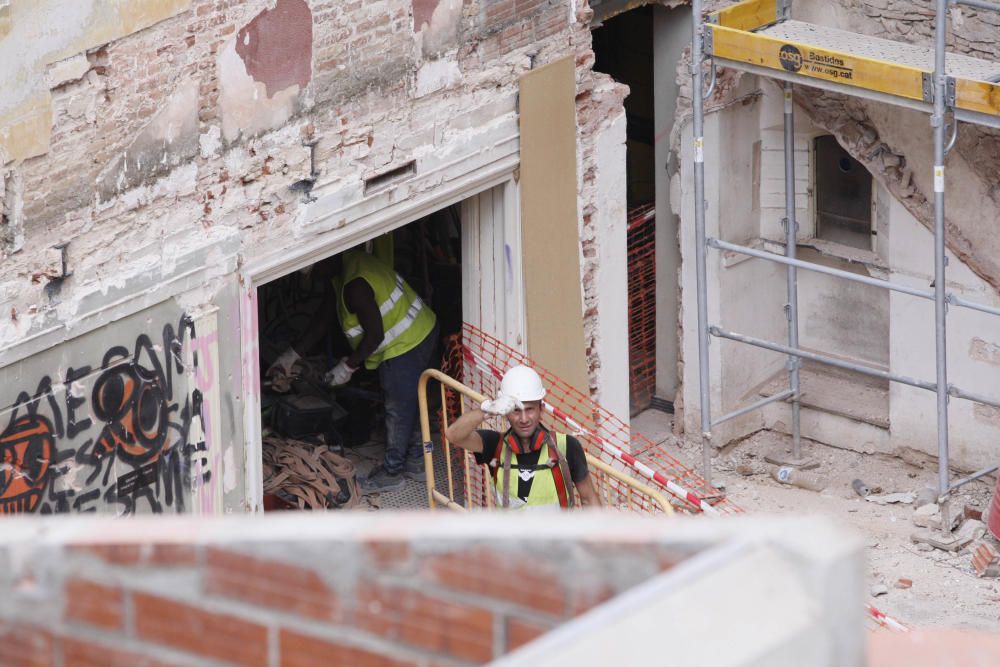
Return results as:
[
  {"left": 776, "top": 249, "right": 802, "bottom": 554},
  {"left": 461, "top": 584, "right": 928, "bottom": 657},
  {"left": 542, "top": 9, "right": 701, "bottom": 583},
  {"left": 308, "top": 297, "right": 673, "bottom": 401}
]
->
[{"left": 474, "top": 428, "right": 589, "bottom": 502}]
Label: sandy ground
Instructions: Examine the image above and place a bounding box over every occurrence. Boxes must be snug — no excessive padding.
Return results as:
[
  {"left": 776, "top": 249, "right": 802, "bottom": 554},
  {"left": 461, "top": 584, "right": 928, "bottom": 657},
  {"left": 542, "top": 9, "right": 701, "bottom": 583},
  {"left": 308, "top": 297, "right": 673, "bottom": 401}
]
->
[{"left": 632, "top": 411, "right": 1000, "bottom": 631}]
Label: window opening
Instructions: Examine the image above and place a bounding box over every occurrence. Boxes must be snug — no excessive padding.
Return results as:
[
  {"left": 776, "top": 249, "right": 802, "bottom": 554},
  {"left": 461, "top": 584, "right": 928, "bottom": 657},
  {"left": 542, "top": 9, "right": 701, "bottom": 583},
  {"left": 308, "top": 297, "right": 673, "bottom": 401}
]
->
[{"left": 814, "top": 135, "right": 873, "bottom": 251}]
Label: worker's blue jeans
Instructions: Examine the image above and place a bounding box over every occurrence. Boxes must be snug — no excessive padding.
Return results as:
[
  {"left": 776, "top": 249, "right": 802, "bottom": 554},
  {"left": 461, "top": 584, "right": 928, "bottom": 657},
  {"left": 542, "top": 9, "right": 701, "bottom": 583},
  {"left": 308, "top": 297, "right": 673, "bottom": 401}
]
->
[{"left": 378, "top": 323, "right": 439, "bottom": 475}]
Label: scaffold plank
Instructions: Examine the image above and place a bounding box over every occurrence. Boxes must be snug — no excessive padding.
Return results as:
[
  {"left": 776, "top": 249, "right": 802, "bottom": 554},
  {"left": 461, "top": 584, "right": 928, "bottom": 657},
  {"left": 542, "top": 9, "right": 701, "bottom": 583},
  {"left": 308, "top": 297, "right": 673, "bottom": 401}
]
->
[
  {"left": 709, "top": 23, "right": 927, "bottom": 102},
  {"left": 764, "top": 21, "right": 1000, "bottom": 83},
  {"left": 955, "top": 78, "right": 1000, "bottom": 116},
  {"left": 712, "top": 0, "right": 777, "bottom": 31},
  {"left": 706, "top": 16, "right": 1000, "bottom": 117}
]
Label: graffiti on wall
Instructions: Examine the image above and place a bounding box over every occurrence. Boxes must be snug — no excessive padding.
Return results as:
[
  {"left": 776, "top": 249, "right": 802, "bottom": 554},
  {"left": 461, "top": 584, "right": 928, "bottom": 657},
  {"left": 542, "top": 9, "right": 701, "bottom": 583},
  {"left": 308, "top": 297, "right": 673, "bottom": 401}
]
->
[{"left": 0, "top": 314, "right": 215, "bottom": 515}]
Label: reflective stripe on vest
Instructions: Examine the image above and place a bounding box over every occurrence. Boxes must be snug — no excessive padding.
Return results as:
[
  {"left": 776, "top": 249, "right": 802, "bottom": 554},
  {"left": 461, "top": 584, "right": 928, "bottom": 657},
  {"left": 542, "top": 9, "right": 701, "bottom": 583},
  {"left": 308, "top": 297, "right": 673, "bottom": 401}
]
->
[
  {"left": 491, "top": 431, "right": 571, "bottom": 510},
  {"left": 343, "top": 275, "right": 405, "bottom": 339},
  {"left": 334, "top": 251, "right": 437, "bottom": 369}
]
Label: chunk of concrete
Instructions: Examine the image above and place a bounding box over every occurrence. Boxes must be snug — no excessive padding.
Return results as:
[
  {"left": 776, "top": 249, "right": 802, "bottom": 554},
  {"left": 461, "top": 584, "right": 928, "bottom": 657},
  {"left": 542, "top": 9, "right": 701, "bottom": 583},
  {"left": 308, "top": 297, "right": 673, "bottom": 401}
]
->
[
  {"left": 911, "top": 520, "right": 984, "bottom": 552},
  {"left": 912, "top": 503, "right": 961, "bottom": 531},
  {"left": 47, "top": 54, "right": 90, "bottom": 88}
]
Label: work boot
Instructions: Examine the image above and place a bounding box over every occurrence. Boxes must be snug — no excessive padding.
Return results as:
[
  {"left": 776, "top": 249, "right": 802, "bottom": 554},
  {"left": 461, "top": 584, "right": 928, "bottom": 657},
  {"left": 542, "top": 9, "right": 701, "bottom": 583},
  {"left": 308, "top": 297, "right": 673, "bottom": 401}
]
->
[
  {"left": 403, "top": 456, "right": 426, "bottom": 481},
  {"left": 359, "top": 466, "right": 406, "bottom": 494}
]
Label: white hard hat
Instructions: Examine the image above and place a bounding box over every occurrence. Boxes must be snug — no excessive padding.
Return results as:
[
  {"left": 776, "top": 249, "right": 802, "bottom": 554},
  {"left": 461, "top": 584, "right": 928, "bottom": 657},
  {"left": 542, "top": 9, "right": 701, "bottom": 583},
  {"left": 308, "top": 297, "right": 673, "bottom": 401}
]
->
[{"left": 499, "top": 365, "right": 546, "bottom": 402}]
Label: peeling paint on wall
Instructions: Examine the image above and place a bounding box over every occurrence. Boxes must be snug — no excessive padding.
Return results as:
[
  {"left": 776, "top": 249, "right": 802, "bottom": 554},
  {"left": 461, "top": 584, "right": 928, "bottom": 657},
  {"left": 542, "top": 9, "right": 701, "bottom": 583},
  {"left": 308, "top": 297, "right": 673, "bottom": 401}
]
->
[
  {"left": 413, "top": 0, "right": 440, "bottom": 31},
  {"left": 220, "top": 0, "right": 312, "bottom": 143},
  {"left": 235, "top": 0, "right": 313, "bottom": 98},
  {"left": 418, "top": 0, "right": 462, "bottom": 57}
]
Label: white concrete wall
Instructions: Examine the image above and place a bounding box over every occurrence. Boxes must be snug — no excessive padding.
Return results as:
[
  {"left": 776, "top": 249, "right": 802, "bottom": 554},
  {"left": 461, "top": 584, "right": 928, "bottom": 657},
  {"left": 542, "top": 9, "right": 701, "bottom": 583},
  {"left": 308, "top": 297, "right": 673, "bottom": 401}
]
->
[
  {"left": 652, "top": 3, "right": 690, "bottom": 403},
  {"left": 593, "top": 111, "right": 631, "bottom": 422},
  {"left": 797, "top": 254, "right": 890, "bottom": 367},
  {"left": 680, "top": 77, "right": 788, "bottom": 442},
  {"left": 493, "top": 515, "right": 866, "bottom": 667},
  {"left": 888, "top": 196, "right": 1000, "bottom": 470}
]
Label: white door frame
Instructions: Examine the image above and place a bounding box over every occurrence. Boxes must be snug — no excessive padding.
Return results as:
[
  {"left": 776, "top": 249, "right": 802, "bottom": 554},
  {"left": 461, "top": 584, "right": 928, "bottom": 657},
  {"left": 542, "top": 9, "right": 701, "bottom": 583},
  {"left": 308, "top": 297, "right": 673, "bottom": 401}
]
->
[{"left": 238, "top": 168, "right": 524, "bottom": 512}]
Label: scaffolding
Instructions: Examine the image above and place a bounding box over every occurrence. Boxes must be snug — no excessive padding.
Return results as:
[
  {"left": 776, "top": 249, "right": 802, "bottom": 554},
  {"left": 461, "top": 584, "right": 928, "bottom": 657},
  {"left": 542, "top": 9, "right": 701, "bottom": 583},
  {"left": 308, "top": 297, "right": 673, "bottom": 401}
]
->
[{"left": 691, "top": 0, "right": 1000, "bottom": 533}]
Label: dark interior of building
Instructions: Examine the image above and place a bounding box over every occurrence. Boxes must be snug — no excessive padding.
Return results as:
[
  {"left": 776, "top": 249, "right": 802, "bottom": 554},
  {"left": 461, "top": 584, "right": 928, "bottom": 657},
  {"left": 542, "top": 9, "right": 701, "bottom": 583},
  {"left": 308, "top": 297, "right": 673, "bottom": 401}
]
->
[
  {"left": 256, "top": 205, "right": 462, "bottom": 510},
  {"left": 593, "top": 7, "right": 660, "bottom": 415}
]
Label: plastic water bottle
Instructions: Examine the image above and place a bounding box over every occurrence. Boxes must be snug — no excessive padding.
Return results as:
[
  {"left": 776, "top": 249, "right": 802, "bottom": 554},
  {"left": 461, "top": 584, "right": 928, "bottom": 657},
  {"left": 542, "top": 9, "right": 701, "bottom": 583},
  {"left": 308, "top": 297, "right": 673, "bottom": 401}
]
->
[{"left": 770, "top": 466, "right": 826, "bottom": 492}]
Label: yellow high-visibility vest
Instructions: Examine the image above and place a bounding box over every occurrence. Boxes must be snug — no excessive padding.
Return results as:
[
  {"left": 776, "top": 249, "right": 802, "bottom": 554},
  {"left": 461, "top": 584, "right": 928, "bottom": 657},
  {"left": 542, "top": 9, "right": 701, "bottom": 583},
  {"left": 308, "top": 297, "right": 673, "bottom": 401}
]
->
[{"left": 333, "top": 250, "right": 436, "bottom": 369}]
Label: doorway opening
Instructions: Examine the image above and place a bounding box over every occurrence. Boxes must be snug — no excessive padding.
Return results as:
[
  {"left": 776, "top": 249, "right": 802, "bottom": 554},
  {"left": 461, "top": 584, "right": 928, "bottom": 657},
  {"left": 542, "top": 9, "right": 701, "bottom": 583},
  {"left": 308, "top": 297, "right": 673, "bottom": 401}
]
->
[
  {"left": 255, "top": 205, "right": 463, "bottom": 511},
  {"left": 592, "top": 4, "right": 686, "bottom": 420}
]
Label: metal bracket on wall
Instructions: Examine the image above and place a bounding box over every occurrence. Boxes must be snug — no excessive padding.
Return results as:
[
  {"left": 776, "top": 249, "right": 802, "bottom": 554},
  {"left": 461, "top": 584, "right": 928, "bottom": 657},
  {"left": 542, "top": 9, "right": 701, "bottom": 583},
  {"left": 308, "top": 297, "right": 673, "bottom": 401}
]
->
[
  {"left": 702, "top": 25, "right": 714, "bottom": 55},
  {"left": 922, "top": 72, "right": 934, "bottom": 103},
  {"left": 946, "top": 76, "right": 957, "bottom": 108}
]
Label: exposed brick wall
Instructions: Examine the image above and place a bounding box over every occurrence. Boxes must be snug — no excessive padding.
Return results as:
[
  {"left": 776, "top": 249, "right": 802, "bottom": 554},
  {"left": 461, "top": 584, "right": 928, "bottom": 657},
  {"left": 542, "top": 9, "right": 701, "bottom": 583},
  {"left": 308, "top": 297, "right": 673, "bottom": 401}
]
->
[
  {"left": 0, "top": 0, "right": 582, "bottom": 350},
  {"left": 0, "top": 514, "right": 686, "bottom": 667}
]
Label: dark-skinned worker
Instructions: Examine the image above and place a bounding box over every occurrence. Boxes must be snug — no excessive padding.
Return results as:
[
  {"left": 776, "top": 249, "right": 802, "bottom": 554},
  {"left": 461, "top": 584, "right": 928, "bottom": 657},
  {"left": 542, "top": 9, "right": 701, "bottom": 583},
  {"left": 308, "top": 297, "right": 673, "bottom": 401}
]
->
[
  {"left": 445, "top": 365, "right": 601, "bottom": 509},
  {"left": 269, "top": 248, "right": 438, "bottom": 494}
]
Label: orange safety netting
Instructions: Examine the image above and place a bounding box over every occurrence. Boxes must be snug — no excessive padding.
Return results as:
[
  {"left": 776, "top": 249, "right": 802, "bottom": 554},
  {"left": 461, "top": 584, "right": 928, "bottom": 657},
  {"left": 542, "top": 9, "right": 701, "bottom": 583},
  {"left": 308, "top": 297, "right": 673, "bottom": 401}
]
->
[
  {"left": 627, "top": 204, "right": 657, "bottom": 415},
  {"left": 435, "top": 323, "right": 741, "bottom": 515}
]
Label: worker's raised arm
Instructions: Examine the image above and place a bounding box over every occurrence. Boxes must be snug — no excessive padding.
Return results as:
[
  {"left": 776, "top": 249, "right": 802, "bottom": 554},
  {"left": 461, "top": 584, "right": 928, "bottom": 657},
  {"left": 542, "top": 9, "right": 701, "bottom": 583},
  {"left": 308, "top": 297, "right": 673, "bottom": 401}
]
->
[
  {"left": 444, "top": 408, "right": 487, "bottom": 453},
  {"left": 446, "top": 396, "right": 522, "bottom": 453}
]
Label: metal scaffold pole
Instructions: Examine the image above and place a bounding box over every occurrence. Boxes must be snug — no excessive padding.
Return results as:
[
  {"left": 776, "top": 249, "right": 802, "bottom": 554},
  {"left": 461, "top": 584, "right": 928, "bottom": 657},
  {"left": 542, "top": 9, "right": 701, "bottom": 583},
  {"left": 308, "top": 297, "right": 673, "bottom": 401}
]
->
[
  {"left": 691, "top": 0, "right": 713, "bottom": 485},
  {"left": 782, "top": 81, "right": 805, "bottom": 466},
  {"left": 932, "top": 0, "right": 952, "bottom": 532}
]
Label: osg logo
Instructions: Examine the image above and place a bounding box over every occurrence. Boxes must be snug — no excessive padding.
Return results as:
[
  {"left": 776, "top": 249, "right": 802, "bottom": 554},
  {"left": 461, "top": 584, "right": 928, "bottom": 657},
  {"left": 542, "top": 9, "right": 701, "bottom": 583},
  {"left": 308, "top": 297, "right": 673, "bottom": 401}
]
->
[{"left": 779, "top": 44, "right": 802, "bottom": 72}]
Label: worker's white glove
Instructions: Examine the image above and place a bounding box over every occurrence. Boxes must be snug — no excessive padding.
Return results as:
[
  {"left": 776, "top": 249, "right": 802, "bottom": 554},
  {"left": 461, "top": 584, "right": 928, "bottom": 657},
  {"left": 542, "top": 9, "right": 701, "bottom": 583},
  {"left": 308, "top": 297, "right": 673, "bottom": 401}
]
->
[
  {"left": 480, "top": 395, "right": 523, "bottom": 416},
  {"left": 324, "top": 359, "right": 357, "bottom": 387},
  {"left": 267, "top": 347, "right": 300, "bottom": 377}
]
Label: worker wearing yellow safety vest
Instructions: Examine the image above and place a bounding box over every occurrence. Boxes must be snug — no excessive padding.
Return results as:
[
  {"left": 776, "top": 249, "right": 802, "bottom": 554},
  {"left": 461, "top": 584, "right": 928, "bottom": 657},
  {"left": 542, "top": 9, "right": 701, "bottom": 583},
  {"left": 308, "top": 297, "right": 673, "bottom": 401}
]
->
[
  {"left": 270, "top": 248, "right": 438, "bottom": 494},
  {"left": 445, "top": 365, "right": 601, "bottom": 509}
]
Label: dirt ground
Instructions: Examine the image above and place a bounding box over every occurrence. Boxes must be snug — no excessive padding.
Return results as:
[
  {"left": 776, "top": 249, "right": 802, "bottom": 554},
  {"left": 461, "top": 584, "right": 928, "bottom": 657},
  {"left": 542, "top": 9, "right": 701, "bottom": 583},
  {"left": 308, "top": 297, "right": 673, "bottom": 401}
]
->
[{"left": 665, "top": 427, "right": 1000, "bottom": 631}]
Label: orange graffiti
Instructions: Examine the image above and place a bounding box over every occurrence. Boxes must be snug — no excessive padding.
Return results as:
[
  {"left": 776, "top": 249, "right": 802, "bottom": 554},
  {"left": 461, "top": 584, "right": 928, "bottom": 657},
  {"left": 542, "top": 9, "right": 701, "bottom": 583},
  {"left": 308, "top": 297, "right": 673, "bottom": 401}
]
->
[{"left": 0, "top": 415, "right": 55, "bottom": 514}]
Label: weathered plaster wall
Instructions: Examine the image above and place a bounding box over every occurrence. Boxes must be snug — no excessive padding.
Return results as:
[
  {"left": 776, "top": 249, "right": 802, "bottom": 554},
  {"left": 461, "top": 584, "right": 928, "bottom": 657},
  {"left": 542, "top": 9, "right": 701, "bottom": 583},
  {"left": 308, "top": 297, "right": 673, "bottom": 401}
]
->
[{"left": 0, "top": 0, "right": 192, "bottom": 164}]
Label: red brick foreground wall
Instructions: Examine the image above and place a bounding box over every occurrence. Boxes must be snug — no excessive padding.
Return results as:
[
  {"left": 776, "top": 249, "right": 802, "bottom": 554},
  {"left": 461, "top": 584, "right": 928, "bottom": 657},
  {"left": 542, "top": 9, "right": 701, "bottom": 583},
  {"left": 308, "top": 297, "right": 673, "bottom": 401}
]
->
[{"left": 0, "top": 514, "right": 685, "bottom": 667}]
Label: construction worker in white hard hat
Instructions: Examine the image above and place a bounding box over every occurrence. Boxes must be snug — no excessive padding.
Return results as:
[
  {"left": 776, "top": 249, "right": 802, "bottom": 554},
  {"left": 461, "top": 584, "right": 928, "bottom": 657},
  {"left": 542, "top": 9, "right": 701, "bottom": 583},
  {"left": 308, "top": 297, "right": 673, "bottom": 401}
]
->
[{"left": 445, "top": 365, "right": 601, "bottom": 510}]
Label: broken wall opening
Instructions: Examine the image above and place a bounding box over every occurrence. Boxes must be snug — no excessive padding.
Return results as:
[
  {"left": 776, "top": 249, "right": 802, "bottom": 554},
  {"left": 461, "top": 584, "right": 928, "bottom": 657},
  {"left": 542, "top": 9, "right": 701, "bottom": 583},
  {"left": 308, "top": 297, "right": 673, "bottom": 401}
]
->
[
  {"left": 592, "top": 4, "right": 686, "bottom": 418},
  {"left": 256, "top": 205, "right": 462, "bottom": 511},
  {"left": 593, "top": 6, "right": 657, "bottom": 417}
]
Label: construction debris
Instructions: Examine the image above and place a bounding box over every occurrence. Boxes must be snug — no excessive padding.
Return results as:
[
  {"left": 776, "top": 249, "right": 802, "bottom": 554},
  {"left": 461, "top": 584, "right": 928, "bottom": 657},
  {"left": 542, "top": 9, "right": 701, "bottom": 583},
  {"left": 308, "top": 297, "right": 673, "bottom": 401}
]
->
[
  {"left": 894, "top": 578, "right": 913, "bottom": 589},
  {"left": 912, "top": 503, "right": 961, "bottom": 532},
  {"left": 911, "top": 519, "right": 987, "bottom": 553},
  {"left": 870, "top": 584, "right": 889, "bottom": 597},
  {"left": 971, "top": 542, "right": 1000, "bottom": 578},
  {"left": 964, "top": 505, "right": 984, "bottom": 522},
  {"left": 866, "top": 491, "right": 916, "bottom": 505},
  {"left": 770, "top": 466, "right": 826, "bottom": 492},
  {"left": 914, "top": 487, "right": 937, "bottom": 509},
  {"left": 851, "top": 478, "right": 871, "bottom": 498},
  {"left": 262, "top": 436, "right": 359, "bottom": 510}
]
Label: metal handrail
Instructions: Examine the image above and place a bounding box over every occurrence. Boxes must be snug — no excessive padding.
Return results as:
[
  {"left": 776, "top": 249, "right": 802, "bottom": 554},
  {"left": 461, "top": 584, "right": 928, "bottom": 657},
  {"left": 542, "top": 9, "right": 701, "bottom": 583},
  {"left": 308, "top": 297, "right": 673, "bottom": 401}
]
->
[{"left": 417, "top": 368, "right": 675, "bottom": 515}]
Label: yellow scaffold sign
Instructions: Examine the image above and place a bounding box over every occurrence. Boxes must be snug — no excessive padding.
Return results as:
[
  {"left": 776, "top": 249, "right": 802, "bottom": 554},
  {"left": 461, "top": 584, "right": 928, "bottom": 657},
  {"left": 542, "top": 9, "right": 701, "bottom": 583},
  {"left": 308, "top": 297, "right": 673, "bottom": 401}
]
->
[{"left": 707, "top": 24, "right": 928, "bottom": 103}]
